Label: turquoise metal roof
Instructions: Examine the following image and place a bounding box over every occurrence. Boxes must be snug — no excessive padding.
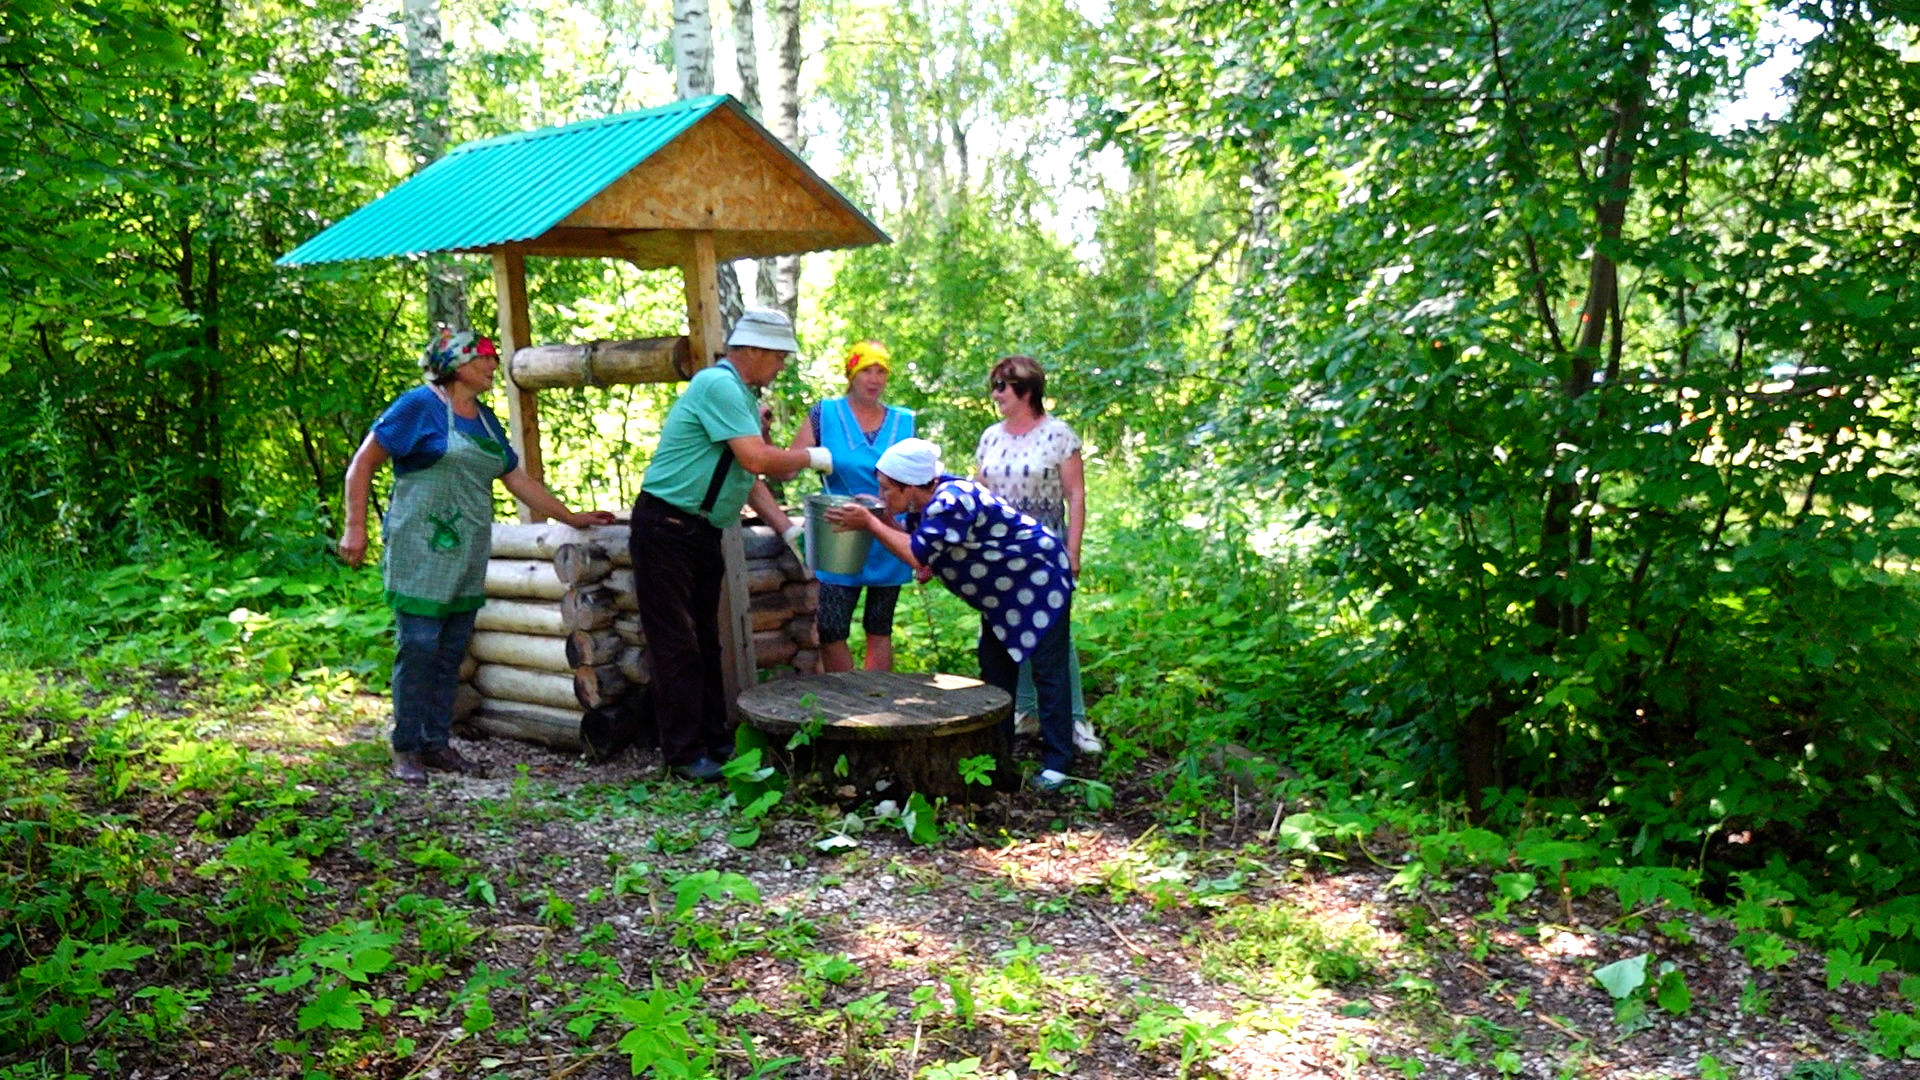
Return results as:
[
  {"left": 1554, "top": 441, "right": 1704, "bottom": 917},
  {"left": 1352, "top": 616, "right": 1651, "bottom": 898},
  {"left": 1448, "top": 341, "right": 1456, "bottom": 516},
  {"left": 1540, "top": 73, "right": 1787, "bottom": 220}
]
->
[{"left": 277, "top": 96, "right": 729, "bottom": 267}]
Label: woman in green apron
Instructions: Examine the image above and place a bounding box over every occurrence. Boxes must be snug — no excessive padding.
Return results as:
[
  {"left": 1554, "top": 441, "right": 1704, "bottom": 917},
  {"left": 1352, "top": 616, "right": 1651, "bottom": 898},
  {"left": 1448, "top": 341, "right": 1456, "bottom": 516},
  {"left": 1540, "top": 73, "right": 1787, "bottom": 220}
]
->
[{"left": 340, "top": 330, "right": 615, "bottom": 784}]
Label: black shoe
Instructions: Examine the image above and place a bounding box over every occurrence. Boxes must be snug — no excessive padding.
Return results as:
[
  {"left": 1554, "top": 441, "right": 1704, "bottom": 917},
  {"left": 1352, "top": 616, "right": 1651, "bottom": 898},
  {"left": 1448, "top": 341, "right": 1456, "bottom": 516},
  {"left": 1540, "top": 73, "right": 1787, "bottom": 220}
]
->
[
  {"left": 391, "top": 750, "right": 428, "bottom": 785},
  {"left": 422, "top": 744, "right": 487, "bottom": 777},
  {"left": 671, "top": 756, "right": 726, "bottom": 782}
]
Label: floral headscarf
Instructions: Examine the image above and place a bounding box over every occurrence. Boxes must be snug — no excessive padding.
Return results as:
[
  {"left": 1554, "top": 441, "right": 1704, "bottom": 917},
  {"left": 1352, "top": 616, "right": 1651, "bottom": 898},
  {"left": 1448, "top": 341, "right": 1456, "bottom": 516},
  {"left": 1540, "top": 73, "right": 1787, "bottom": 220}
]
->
[{"left": 420, "top": 328, "right": 499, "bottom": 379}]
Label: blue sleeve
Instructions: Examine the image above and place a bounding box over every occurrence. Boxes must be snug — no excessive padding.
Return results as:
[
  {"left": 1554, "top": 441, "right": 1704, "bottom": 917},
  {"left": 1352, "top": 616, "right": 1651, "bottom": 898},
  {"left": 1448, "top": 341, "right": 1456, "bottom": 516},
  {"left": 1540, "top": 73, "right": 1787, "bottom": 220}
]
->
[
  {"left": 373, "top": 389, "right": 446, "bottom": 473},
  {"left": 809, "top": 402, "right": 823, "bottom": 445}
]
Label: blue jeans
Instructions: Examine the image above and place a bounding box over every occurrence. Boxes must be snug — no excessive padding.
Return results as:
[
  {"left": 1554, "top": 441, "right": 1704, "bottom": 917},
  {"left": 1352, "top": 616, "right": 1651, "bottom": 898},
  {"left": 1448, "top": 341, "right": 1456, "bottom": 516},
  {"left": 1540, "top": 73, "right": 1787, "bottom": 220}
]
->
[
  {"left": 1016, "top": 631, "right": 1085, "bottom": 724},
  {"left": 391, "top": 609, "right": 477, "bottom": 753},
  {"left": 978, "top": 596, "right": 1076, "bottom": 774}
]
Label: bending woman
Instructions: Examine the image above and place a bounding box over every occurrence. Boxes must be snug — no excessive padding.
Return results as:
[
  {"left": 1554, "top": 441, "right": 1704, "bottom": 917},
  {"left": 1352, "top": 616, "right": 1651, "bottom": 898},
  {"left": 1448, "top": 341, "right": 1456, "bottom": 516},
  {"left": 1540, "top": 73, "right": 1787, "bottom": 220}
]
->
[
  {"left": 340, "top": 330, "right": 615, "bottom": 784},
  {"left": 826, "top": 438, "right": 1081, "bottom": 792}
]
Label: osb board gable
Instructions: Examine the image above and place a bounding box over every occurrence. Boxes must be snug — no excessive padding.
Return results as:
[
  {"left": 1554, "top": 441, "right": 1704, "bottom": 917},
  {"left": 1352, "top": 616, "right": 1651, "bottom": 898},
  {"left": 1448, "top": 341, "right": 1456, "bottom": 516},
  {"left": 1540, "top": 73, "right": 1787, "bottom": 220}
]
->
[{"left": 554, "top": 109, "right": 879, "bottom": 254}]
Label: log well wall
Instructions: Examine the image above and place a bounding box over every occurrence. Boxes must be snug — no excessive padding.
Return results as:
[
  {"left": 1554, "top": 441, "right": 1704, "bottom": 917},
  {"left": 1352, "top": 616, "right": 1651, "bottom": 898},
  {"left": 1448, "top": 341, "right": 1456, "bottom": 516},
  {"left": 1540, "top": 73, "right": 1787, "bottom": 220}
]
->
[{"left": 456, "top": 518, "right": 819, "bottom": 752}]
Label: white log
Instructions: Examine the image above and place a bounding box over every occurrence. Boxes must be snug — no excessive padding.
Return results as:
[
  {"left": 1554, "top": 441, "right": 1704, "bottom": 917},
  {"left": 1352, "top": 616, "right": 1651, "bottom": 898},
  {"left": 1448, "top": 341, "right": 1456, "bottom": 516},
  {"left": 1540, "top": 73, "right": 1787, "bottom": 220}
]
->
[
  {"left": 485, "top": 559, "right": 568, "bottom": 600},
  {"left": 783, "top": 580, "right": 818, "bottom": 615},
  {"left": 470, "top": 699, "right": 585, "bottom": 751},
  {"left": 601, "top": 568, "right": 640, "bottom": 611},
  {"left": 574, "top": 664, "right": 628, "bottom": 709},
  {"left": 553, "top": 543, "right": 613, "bottom": 585},
  {"left": 453, "top": 682, "right": 481, "bottom": 721},
  {"left": 742, "top": 524, "right": 784, "bottom": 559},
  {"left": 561, "top": 587, "right": 619, "bottom": 631},
  {"left": 474, "top": 662, "right": 581, "bottom": 711},
  {"left": 509, "top": 337, "right": 691, "bottom": 390},
  {"left": 491, "top": 522, "right": 632, "bottom": 563},
  {"left": 753, "top": 629, "right": 798, "bottom": 667},
  {"left": 614, "top": 615, "right": 644, "bottom": 646},
  {"left": 474, "top": 598, "right": 568, "bottom": 637},
  {"left": 565, "top": 629, "right": 625, "bottom": 667},
  {"left": 618, "top": 646, "right": 651, "bottom": 685},
  {"left": 469, "top": 630, "right": 572, "bottom": 673}
]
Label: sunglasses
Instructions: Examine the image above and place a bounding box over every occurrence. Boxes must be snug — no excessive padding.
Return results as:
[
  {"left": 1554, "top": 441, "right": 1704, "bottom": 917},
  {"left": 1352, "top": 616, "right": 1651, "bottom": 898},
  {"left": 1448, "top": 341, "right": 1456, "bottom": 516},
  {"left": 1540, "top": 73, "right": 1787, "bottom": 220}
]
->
[{"left": 991, "top": 378, "right": 1025, "bottom": 392}]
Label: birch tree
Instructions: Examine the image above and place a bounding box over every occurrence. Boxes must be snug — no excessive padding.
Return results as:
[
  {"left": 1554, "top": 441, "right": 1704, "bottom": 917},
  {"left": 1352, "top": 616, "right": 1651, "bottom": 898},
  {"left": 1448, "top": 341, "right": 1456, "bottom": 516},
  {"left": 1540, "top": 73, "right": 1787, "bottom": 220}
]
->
[
  {"left": 671, "top": 0, "right": 744, "bottom": 322},
  {"left": 764, "top": 0, "right": 803, "bottom": 317},
  {"left": 403, "top": 0, "right": 467, "bottom": 332}
]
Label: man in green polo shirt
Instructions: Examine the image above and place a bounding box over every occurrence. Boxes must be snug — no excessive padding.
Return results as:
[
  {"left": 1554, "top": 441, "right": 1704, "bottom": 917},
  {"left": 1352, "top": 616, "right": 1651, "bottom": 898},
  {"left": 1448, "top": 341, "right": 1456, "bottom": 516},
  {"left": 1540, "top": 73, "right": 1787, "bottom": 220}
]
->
[{"left": 631, "top": 309, "right": 833, "bottom": 781}]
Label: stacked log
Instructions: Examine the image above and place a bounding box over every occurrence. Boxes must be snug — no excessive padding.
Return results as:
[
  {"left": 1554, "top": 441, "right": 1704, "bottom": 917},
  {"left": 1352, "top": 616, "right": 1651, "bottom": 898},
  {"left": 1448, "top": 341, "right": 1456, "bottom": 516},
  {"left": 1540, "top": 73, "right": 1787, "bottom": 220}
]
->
[{"left": 456, "top": 518, "right": 820, "bottom": 755}]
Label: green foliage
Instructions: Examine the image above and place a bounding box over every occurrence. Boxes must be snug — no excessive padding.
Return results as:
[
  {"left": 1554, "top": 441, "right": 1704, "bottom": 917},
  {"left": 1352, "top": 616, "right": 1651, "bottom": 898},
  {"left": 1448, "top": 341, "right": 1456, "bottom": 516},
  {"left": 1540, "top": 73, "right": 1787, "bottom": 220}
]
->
[{"left": 1103, "top": 0, "right": 1920, "bottom": 912}]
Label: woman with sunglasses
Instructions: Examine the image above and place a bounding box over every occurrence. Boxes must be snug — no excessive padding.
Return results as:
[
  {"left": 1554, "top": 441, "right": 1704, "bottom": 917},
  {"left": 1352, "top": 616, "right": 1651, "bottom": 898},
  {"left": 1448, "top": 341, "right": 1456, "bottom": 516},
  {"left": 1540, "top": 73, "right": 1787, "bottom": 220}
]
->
[
  {"left": 976, "top": 355, "right": 1101, "bottom": 755},
  {"left": 787, "top": 341, "right": 915, "bottom": 672},
  {"left": 340, "top": 329, "right": 616, "bottom": 784}
]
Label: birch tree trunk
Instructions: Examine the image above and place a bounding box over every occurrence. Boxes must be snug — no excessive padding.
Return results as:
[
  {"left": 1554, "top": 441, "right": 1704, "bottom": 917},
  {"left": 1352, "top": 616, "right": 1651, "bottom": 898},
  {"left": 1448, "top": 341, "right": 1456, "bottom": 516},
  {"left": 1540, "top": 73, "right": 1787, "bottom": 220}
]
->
[
  {"left": 403, "top": 0, "right": 467, "bottom": 332},
  {"left": 672, "top": 0, "right": 744, "bottom": 324},
  {"left": 765, "top": 0, "right": 802, "bottom": 318},
  {"left": 729, "top": 0, "right": 776, "bottom": 307}
]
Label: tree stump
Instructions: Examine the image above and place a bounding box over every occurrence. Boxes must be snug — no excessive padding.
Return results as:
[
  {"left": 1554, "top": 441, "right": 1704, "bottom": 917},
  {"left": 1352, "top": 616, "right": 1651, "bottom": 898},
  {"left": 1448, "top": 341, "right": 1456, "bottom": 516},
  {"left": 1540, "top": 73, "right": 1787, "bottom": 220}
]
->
[{"left": 736, "top": 672, "right": 1010, "bottom": 803}]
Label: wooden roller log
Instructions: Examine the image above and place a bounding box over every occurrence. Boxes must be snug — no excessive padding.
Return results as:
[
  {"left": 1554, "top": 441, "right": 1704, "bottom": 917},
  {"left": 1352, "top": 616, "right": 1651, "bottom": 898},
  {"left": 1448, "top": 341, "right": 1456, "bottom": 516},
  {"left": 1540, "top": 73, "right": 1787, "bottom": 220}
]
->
[
  {"left": 617, "top": 646, "right": 651, "bottom": 685},
  {"left": 746, "top": 565, "right": 786, "bottom": 593},
  {"left": 614, "top": 615, "right": 644, "bottom": 646},
  {"left": 750, "top": 591, "right": 797, "bottom": 631},
  {"left": 470, "top": 699, "right": 585, "bottom": 752},
  {"left": 474, "top": 663, "right": 581, "bottom": 712},
  {"left": 574, "top": 664, "right": 628, "bottom": 710},
  {"left": 776, "top": 546, "right": 810, "bottom": 583},
  {"left": 509, "top": 336, "right": 692, "bottom": 390},
  {"left": 492, "top": 522, "right": 632, "bottom": 566},
  {"left": 601, "top": 569, "right": 640, "bottom": 611},
  {"left": 580, "top": 703, "right": 642, "bottom": 762},
  {"left": 753, "top": 629, "right": 798, "bottom": 667},
  {"left": 786, "top": 614, "right": 820, "bottom": 649},
  {"left": 475, "top": 598, "right": 568, "bottom": 637},
  {"left": 469, "top": 630, "right": 573, "bottom": 674},
  {"left": 459, "top": 653, "right": 479, "bottom": 681},
  {"left": 742, "top": 524, "right": 785, "bottom": 560},
  {"left": 560, "top": 587, "right": 618, "bottom": 631},
  {"left": 783, "top": 581, "right": 819, "bottom": 615},
  {"left": 791, "top": 649, "right": 819, "bottom": 675},
  {"left": 453, "top": 682, "right": 481, "bottom": 721},
  {"left": 485, "top": 559, "right": 568, "bottom": 600},
  {"left": 565, "top": 629, "right": 625, "bottom": 667},
  {"left": 553, "top": 543, "right": 613, "bottom": 586}
]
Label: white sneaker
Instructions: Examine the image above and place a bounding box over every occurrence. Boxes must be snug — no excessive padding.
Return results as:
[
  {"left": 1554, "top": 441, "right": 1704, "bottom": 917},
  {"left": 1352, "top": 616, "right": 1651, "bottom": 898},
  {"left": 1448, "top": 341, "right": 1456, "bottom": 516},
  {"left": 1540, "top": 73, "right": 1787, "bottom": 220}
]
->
[
  {"left": 1072, "top": 719, "right": 1104, "bottom": 755},
  {"left": 1014, "top": 711, "right": 1039, "bottom": 735}
]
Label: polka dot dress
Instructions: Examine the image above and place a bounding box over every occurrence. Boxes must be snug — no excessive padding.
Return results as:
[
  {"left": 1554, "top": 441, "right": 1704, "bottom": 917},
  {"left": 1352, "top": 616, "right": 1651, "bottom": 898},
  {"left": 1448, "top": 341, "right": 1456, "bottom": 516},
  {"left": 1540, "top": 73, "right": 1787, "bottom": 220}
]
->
[{"left": 908, "top": 477, "right": 1074, "bottom": 664}]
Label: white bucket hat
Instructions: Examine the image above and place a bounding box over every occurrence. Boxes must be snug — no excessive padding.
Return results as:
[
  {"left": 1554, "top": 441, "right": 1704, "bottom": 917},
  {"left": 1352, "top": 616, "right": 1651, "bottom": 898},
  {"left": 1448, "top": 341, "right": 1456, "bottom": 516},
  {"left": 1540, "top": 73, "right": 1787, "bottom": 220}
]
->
[
  {"left": 875, "top": 438, "right": 942, "bottom": 486},
  {"left": 727, "top": 308, "right": 800, "bottom": 353}
]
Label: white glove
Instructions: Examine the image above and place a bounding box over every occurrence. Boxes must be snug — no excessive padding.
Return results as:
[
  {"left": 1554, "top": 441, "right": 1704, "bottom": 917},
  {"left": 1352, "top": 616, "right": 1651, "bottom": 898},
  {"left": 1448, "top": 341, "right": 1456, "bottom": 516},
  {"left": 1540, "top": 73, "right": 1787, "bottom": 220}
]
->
[
  {"left": 807, "top": 447, "right": 834, "bottom": 474},
  {"left": 781, "top": 523, "right": 805, "bottom": 562}
]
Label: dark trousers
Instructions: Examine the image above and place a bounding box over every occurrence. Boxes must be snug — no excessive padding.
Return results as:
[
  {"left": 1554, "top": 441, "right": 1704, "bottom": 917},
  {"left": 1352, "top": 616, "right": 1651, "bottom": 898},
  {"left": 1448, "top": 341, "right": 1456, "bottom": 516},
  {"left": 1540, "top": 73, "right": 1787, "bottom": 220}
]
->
[
  {"left": 630, "top": 495, "right": 731, "bottom": 766},
  {"left": 977, "top": 596, "right": 1076, "bottom": 774},
  {"left": 391, "top": 609, "right": 477, "bottom": 752}
]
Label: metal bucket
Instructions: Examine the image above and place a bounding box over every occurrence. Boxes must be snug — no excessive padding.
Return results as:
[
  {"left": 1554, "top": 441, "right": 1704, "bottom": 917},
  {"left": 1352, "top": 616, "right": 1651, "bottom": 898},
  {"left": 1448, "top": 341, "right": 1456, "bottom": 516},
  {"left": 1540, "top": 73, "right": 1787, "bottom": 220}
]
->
[{"left": 804, "top": 493, "right": 875, "bottom": 576}]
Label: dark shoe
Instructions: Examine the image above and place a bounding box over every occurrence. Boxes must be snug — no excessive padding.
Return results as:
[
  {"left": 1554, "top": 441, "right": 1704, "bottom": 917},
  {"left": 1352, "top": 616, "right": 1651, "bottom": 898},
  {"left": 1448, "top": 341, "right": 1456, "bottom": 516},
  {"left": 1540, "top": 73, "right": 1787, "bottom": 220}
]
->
[
  {"left": 421, "top": 744, "right": 486, "bottom": 777},
  {"left": 391, "top": 750, "right": 428, "bottom": 785},
  {"left": 671, "top": 756, "right": 726, "bottom": 782}
]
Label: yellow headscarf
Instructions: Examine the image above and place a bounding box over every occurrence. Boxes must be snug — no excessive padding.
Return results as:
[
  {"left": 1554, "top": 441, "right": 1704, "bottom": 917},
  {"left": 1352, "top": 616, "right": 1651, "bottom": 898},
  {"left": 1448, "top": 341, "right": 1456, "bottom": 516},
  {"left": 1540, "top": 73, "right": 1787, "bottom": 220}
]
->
[{"left": 845, "top": 340, "right": 892, "bottom": 379}]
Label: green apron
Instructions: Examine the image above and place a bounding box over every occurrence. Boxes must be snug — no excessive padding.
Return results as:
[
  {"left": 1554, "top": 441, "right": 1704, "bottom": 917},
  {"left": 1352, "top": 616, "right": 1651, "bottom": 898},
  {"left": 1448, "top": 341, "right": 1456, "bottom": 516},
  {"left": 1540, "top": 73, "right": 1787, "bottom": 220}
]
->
[{"left": 383, "top": 390, "right": 511, "bottom": 616}]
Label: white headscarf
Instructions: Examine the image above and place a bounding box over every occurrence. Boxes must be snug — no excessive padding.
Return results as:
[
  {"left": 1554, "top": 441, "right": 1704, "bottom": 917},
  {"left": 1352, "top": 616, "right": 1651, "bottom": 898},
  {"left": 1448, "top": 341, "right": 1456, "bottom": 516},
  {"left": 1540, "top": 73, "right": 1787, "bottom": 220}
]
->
[{"left": 875, "top": 437, "right": 941, "bottom": 486}]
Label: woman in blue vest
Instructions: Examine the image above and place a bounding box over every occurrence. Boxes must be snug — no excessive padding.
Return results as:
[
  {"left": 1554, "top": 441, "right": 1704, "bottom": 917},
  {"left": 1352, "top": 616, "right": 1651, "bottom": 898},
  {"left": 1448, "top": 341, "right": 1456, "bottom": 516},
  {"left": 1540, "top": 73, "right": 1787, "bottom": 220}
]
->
[{"left": 788, "top": 341, "right": 915, "bottom": 671}]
